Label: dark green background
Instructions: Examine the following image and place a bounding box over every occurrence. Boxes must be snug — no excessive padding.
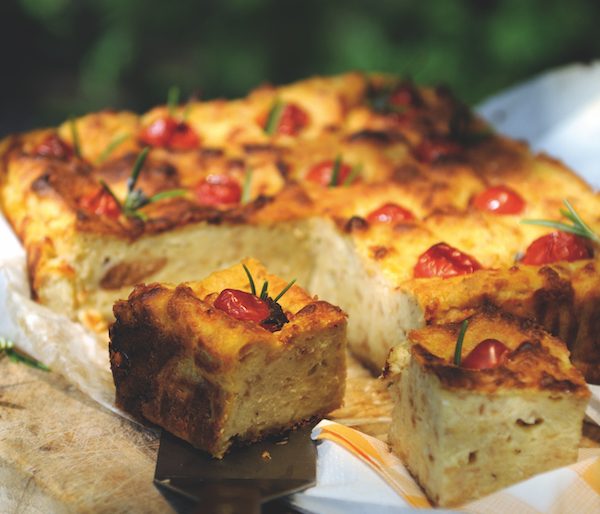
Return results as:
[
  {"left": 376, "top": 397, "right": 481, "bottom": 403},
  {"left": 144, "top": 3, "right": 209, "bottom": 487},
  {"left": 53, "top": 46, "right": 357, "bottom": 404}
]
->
[{"left": 2, "top": 0, "right": 599, "bottom": 136}]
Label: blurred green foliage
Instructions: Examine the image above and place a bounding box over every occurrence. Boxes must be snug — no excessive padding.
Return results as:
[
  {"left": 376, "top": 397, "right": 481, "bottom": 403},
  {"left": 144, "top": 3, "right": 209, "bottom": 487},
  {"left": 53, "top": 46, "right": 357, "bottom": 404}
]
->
[{"left": 2, "top": 0, "right": 599, "bottom": 135}]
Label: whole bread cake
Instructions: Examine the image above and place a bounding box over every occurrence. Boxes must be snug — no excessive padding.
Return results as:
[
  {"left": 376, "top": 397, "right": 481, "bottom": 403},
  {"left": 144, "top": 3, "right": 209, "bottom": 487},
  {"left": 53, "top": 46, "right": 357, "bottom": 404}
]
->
[
  {"left": 109, "top": 259, "right": 347, "bottom": 457},
  {"left": 385, "top": 307, "right": 590, "bottom": 506},
  {"left": 1, "top": 72, "right": 599, "bottom": 382}
]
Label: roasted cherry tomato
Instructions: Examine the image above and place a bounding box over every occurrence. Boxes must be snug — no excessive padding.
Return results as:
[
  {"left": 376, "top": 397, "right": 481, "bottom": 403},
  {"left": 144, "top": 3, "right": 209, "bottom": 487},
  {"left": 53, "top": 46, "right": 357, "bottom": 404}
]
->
[
  {"left": 366, "top": 203, "right": 415, "bottom": 224},
  {"left": 273, "top": 103, "right": 309, "bottom": 136},
  {"left": 472, "top": 185, "right": 525, "bottom": 215},
  {"left": 139, "top": 117, "right": 199, "bottom": 150},
  {"left": 79, "top": 187, "right": 121, "bottom": 219},
  {"left": 461, "top": 338, "right": 510, "bottom": 370},
  {"left": 214, "top": 289, "right": 270, "bottom": 324},
  {"left": 414, "top": 242, "right": 482, "bottom": 278},
  {"left": 389, "top": 84, "right": 420, "bottom": 108},
  {"left": 521, "top": 231, "right": 592, "bottom": 266},
  {"left": 33, "top": 134, "right": 73, "bottom": 160},
  {"left": 413, "top": 136, "right": 462, "bottom": 164},
  {"left": 306, "top": 160, "right": 353, "bottom": 187},
  {"left": 194, "top": 174, "right": 242, "bottom": 207}
]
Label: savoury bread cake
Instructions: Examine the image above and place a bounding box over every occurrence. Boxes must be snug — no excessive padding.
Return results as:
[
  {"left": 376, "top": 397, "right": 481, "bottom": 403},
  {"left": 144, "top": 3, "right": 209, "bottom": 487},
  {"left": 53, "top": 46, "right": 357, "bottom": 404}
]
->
[
  {"left": 109, "top": 258, "right": 347, "bottom": 458},
  {"left": 1, "top": 72, "right": 599, "bottom": 382},
  {"left": 385, "top": 307, "right": 590, "bottom": 506}
]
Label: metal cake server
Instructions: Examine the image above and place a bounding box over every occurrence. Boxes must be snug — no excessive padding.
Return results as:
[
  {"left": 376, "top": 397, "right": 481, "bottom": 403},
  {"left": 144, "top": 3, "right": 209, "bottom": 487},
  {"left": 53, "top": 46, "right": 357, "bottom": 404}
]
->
[{"left": 154, "top": 426, "right": 316, "bottom": 514}]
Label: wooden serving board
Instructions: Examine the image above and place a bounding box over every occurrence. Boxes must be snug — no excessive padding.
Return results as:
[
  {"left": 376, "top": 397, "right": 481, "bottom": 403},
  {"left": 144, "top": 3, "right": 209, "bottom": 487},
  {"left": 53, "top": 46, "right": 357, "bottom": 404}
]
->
[{"left": 0, "top": 355, "right": 598, "bottom": 513}]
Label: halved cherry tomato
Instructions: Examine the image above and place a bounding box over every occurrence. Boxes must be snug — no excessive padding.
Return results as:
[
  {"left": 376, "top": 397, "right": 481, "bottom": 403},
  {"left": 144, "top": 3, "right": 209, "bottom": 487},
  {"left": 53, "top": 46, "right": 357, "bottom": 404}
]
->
[
  {"left": 139, "top": 117, "right": 199, "bottom": 150},
  {"left": 306, "top": 160, "right": 353, "bottom": 187},
  {"left": 194, "top": 175, "right": 242, "bottom": 207},
  {"left": 273, "top": 103, "right": 309, "bottom": 136},
  {"left": 366, "top": 202, "right": 415, "bottom": 224},
  {"left": 79, "top": 188, "right": 121, "bottom": 219},
  {"left": 414, "top": 242, "right": 482, "bottom": 278},
  {"left": 472, "top": 185, "right": 525, "bottom": 215},
  {"left": 214, "top": 289, "right": 270, "bottom": 324},
  {"left": 521, "top": 231, "right": 592, "bottom": 266},
  {"left": 33, "top": 134, "right": 73, "bottom": 160},
  {"left": 413, "top": 136, "right": 462, "bottom": 164},
  {"left": 461, "top": 338, "right": 510, "bottom": 369}
]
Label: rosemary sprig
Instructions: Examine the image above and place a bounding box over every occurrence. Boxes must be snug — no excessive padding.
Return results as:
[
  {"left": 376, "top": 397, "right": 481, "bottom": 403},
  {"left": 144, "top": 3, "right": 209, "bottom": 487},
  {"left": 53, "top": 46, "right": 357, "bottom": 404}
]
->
[
  {"left": 242, "top": 264, "right": 257, "bottom": 295},
  {"left": 343, "top": 163, "right": 362, "bottom": 187},
  {"left": 329, "top": 155, "right": 343, "bottom": 187},
  {"left": 241, "top": 167, "right": 253, "bottom": 205},
  {"left": 259, "top": 281, "right": 269, "bottom": 300},
  {"left": 265, "top": 100, "right": 284, "bottom": 135},
  {"left": 0, "top": 337, "right": 50, "bottom": 371},
  {"left": 69, "top": 116, "right": 81, "bottom": 158},
  {"left": 242, "top": 264, "right": 296, "bottom": 303},
  {"left": 521, "top": 200, "right": 600, "bottom": 245},
  {"left": 167, "top": 86, "right": 180, "bottom": 117},
  {"left": 99, "top": 147, "right": 186, "bottom": 220},
  {"left": 272, "top": 278, "right": 296, "bottom": 302},
  {"left": 96, "top": 133, "right": 129, "bottom": 165},
  {"left": 453, "top": 319, "right": 469, "bottom": 366}
]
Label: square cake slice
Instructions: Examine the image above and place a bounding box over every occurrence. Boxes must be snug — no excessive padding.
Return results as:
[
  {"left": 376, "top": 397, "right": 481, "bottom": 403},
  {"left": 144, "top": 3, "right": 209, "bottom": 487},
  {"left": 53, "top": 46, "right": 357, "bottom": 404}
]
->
[
  {"left": 385, "top": 306, "right": 590, "bottom": 507},
  {"left": 109, "top": 258, "right": 347, "bottom": 458}
]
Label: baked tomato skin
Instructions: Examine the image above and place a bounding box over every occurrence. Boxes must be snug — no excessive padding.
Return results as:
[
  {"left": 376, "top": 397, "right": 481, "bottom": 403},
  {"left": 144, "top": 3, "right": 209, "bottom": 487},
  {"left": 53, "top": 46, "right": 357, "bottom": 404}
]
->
[
  {"left": 521, "top": 231, "right": 592, "bottom": 266},
  {"left": 274, "top": 103, "right": 309, "bottom": 136},
  {"left": 414, "top": 242, "right": 482, "bottom": 278},
  {"left": 366, "top": 203, "right": 415, "bottom": 224},
  {"left": 79, "top": 187, "right": 121, "bottom": 219},
  {"left": 194, "top": 175, "right": 242, "bottom": 207},
  {"left": 214, "top": 289, "right": 270, "bottom": 323},
  {"left": 306, "top": 160, "right": 353, "bottom": 187},
  {"left": 413, "top": 136, "right": 462, "bottom": 164},
  {"left": 461, "top": 338, "right": 509, "bottom": 369},
  {"left": 139, "top": 117, "right": 199, "bottom": 150},
  {"left": 472, "top": 185, "right": 525, "bottom": 215},
  {"left": 33, "top": 134, "right": 73, "bottom": 160}
]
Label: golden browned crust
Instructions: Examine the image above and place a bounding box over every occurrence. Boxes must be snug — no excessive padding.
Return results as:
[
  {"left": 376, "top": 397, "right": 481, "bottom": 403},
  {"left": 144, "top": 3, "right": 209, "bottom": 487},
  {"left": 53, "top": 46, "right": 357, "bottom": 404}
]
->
[
  {"left": 406, "top": 306, "right": 590, "bottom": 396},
  {"left": 109, "top": 259, "right": 347, "bottom": 457},
  {"left": 2, "top": 72, "right": 600, "bottom": 382}
]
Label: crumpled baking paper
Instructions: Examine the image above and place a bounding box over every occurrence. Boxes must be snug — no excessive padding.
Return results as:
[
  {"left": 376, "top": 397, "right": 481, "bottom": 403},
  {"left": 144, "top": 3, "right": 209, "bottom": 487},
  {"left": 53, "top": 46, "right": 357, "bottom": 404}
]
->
[{"left": 0, "top": 62, "right": 600, "bottom": 513}]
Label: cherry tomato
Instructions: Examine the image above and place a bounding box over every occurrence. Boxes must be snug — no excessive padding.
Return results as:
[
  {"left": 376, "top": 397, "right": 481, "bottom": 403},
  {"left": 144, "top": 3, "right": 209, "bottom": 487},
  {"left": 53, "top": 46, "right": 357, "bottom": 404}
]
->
[
  {"left": 79, "top": 187, "right": 121, "bottom": 219},
  {"left": 139, "top": 117, "right": 199, "bottom": 150},
  {"left": 275, "top": 103, "right": 309, "bottom": 136},
  {"left": 521, "top": 231, "right": 592, "bottom": 266},
  {"left": 214, "top": 289, "right": 270, "bottom": 324},
  {"left": 472, "top": 185, "right": 525, "bottom": 215},
  {"left": 194, "top": 175, "right": 242, "bottom": 207},
  {"left": 413, "top": 136, "right": 462, "bottom": 164},
  {"left": 414, "top": 242, "right": 482, "bottom": 278},
  {"left": 366, "top": 202, "right": 415, "bottom": 224},
  {"left": 461, "top": 338, "right": 510, "bottom": 370},
  {"left": 389, "top": 84, "right": 420, "bottom": 107},
  {"left": 168, "top": 122, "right": 200, "bottom": 150},
  {"left": 306, "top": 160, "right": 353, "bottom": 187},
  {"left": 33, "top": 134, "right": 73, "bottom": 160}
]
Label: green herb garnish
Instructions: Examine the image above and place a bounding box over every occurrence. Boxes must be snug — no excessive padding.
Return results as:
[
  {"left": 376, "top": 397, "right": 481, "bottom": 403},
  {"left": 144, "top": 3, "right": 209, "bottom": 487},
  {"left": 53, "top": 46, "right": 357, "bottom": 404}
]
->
[
  {"left": 167, "top": 86, "right": 180, "bottom": 117},
  {"left": 259, "top": 280, "right": 269, "bottom": 300},
  {"left": 69, "top": 116, "right": 81, "bottom": 158},
  {"left": 272, "top": 278, "right": 296, "bottom": 303},
  {"left": 453, "top": 319, "right": 469, "bottom": 366},
  {"left": 242, "top": 264, "right": 296, "bottom": 303},
  {"left": 242, "top": 263, "right": 257, "bottom": 295},
  {"left": 343, "top": 163, "right": 362, "bottom": 187},
  {"left": 241, "top": 168, "right": 253, "bottom": 205},
  {"left": 521, "top": 200, "right": 600, "bottom": 245},
  {"left": 96, "top": 133, "right": 129, "bottom": 165},
  {"left": 264, "top": 100, "right": 284, "bottom": 135},
  {"left": 0, "top": 337, "right": 50, "bottom": 371},
  {"left": 329, "top": 155, "right": 343, "bottom": 187},
  {"left": 100, "top": 147, "right": 186, "bottom": 220}
]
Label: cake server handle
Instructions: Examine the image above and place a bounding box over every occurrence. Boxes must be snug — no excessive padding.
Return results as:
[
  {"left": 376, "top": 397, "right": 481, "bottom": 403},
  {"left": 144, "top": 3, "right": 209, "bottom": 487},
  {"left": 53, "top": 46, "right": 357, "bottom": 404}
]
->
[{"left": 191, "top": 483, "right": 260, "bottom": 514}]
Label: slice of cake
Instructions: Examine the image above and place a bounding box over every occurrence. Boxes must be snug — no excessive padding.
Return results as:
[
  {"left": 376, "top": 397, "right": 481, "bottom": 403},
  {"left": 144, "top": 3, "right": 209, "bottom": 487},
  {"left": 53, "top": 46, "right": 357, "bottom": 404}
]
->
[
  {"left": 109, "top": 258, "right": 347, "bottom": 458},
  {"left": 385, "top": 306, "right": 590, "bottom": 507}
]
